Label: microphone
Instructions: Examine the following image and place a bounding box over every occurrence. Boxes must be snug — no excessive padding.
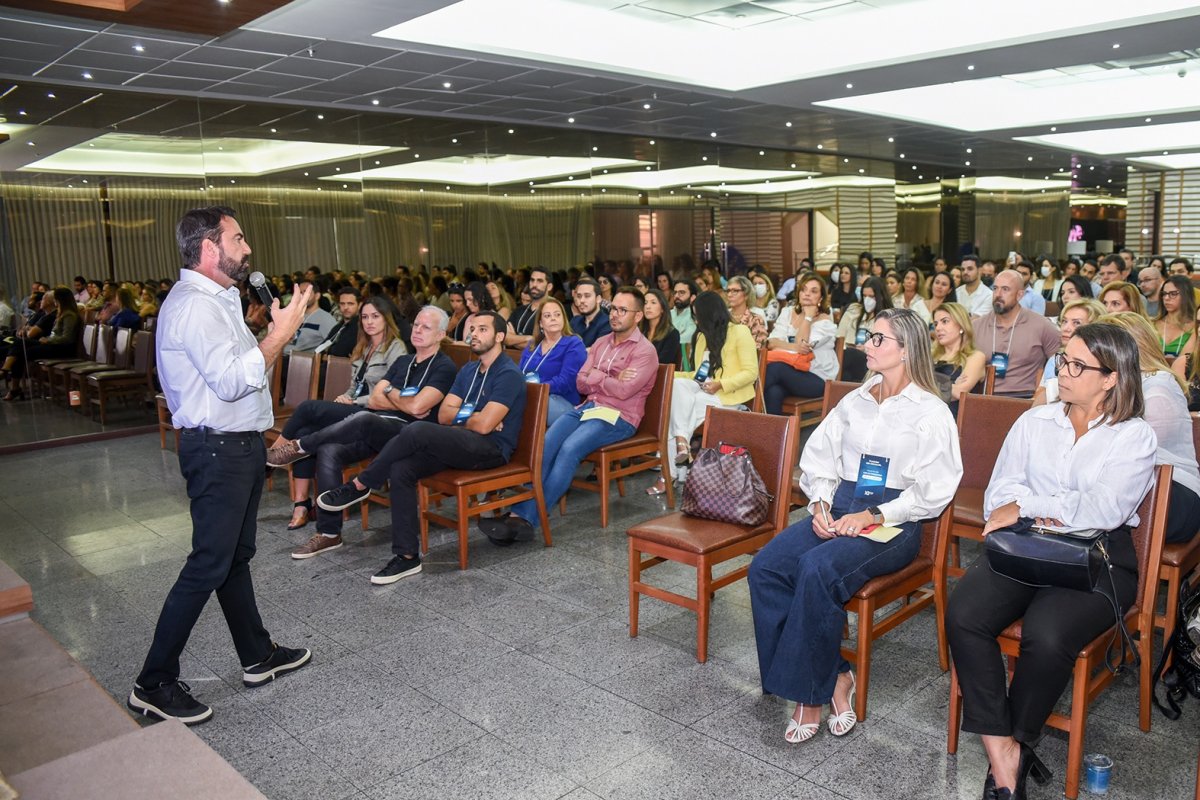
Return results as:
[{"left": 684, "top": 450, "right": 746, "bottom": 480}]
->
[{"left": 248, "top": 271, "right": 273, "bottom": 320}]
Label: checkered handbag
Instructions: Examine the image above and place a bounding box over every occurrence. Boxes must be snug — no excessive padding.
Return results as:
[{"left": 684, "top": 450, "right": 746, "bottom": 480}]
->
[{"left": 680, "top": 443, "right": 771, "bottom": 526}]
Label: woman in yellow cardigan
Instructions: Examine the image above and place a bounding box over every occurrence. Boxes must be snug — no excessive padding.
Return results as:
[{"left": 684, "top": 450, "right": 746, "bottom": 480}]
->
[{"left": 649, "top": 291, "right": 759, "bottom": 495}]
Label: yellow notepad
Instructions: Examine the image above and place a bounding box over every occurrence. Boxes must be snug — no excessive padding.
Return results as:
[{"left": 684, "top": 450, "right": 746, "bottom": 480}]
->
[
  {"left": 580, "top": 406, "right": 621, "bottom": 424},
  {"left": 860, "top": 525, "right": 903, "bottom": 543}
]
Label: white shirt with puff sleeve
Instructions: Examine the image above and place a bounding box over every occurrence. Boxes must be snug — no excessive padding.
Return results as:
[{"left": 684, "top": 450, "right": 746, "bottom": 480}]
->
[
  {"left": 798, "top": 374, "right": 963, "bottom": 525},
  {"left": 985, "top": 404, "right": 1156, "bottom": 530}
]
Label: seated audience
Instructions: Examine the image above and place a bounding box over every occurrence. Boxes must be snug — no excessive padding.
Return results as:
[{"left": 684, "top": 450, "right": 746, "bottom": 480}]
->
[
  {"left": 108, "top": 286, "right": 142, "bottom": 330},
  {"left": 507, "top": 266, "right": 552, "bottom": 347},
  {"left": 137, "top": 287, "right": 159, "bottom": 321},
  {"left": 670, "top": 279, "right": 698, "bottom": 369},
  {"left": 268, "top": 296, "right": 406, "bottom": 530},
  {"left": 487, "top": 279, "right": 515, "bottom": 321},
  {"left": 518, "top": 297, "right": 587, "bottom": 427},
  {"left": 285, "top": 279, "right": 336, "bottom": 353},
  {"left": 972, "top": 270, "right": 1060, "bottom": 398},
  {"left": 1154, "top": 275, "right": 1195, "bottom": 357},
  {"left": 762, "top": 271, "right": 839, "bottom": 415},
  {"left": 1171, "top": 302, "right": 1200, "bottom": 411},
  {"left": 650, "top": 291, "right": 757, "bottom": 495},
  {"left": 837, "top": 276, "right": 892, "bottom": 382},
  {"left": 316, "top": 287, "right": 362, "bottom": 357},
  {"left": 1033, "top": 256, "right": 1063, "bottom": 302},
  {"left": 955, "top": 256, "right": 993, "bottom": 317},
  {"left": 1099, "top": 281, "right": 1147, "bottom": 316},
  {"left": 1032, "top": 299, "right": 1106, "bottom": 405},
  {"left": 749, "top": 272, "right": 780, "bottom": 323},
  {"left": 481, "top": 288, "right": 656, "bottom": 544},
  {"left": 749, "top": 308, "right": 962, "bottom": 744},
  {"left": 1056, "top": 275, "right": 1093, "bottom": 304},
  {"left": 891, "top": 267, "right": 931, "bottom": 324},
  {"left": 1014, "top": 260, "right": 1047, "bottom": 315},
  {"left": 446, "top": 284, "right": 468, "bottom": 341},
  {"left": 725, "top": 276, "right": 768, "bottom": 349},
  {"left": 925, "top": 271, "right": 954, "bottom": 320},
  {"left": 315, "top": 311, "right": 526, "bottom": 583},
  {"left": 3, "top": 287, "right": 79, "bottom": 401},
  {"left": 931, "top": 302, "right": 986, "bottom": 418},
  {"left": 1137, "top": 261, "right": 1164, "bottom": 317},
  {"left": 570, "top": 278, "right": 612, "bottom": 347},
  {"left": 829, "top": 264, "right": 857, "bottom": 312},
  {"left": 1101, "top": 312, "right": 1200, "bottom": 544},
  {"left": 640, "top": 288, "right": 681, "bottom": 366},
  {"left": 946, "top": 322, "right": 1154, "bottom": 800}
]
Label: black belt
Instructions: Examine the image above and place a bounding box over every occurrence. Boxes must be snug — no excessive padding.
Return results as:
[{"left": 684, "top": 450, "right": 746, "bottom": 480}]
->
[{"left": 180, "top": 426, "right": 262, "bottom": 441}]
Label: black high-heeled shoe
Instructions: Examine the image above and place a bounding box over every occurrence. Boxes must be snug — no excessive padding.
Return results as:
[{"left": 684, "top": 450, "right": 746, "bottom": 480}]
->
[{"left": 993, "top": 742, "right": 1052, "bottom": 800}]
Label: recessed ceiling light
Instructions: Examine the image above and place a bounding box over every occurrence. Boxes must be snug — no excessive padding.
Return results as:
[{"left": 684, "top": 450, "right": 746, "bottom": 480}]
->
[
  {"left": 912, "top": 165, "right": 917, "bottom": 170},
  {"left": 887, "top": 137, "right": 894, "bottom": 143},
  {"left": 816, "top": 144, "right": 823, "bottom": 149},
  {"left": 27, "top": 141, "right": 34, "bottom": 146},
  {"left": 18, "top": 110, "right": 26, "bottom": 116},
  {"left": 303, "top": 172, "right": 309, "bottom": 176},
  {"left": 649, "top": 140, "right": 655, "bottom": 145},
  {"left": 1027, "top": 156, "right": 1034, "bottom": 161},
  {"left": 371, "top": 99, "right": 380, "bottom": 105},
  {"left": 785, "top": 121, "right": 792, "bottom": 128},
  {"left": 966, "top": 148, "right": 972, "bottom": 153},
  {"left": 643, "top": 103, "right": 651, "bottom": 109},
  {"left": 1050, "top": 126, "right": 1056, "bottom": 132},
  {"left": 842, "top": 158, "right": 849, "bottom": 163},
  {"left": 899, "top": 153, "right": 905, "bottom": 158},
  {"left": 442, "top": 81, "right": 452, "bottom": 89},
  {"left": 592, "top": 146, "right": 598, "bottom": 151},
  {"left": 965, "top": 160, "right": 971, "bottom": 166},
  {"left": 1112, "top": 42, "right": 1120, "bottom": 49},
  {"left": 47, "top": 92, "right": 55, "bottom": 98},
  {"left": 133, "top": 44, "right": 145, "bottom": 52},
  {"left": 701, "top": 156, "right": 708, "bottom": 161},
  {"left": 845, "top": 83, "right": 854, "bottom": 89},
  {"left": 317, "top": 114, "right": 324, "bottom": 120},
  {"left": 919, "top": 174, "right": 924, "bottom": 179},
  {"left": 967, "top": 65, "right": 975, "bottom": 71},
  {"left": 82, "top": 72, "right": 92, "bottom": 80},
  {"left": 451, "top": 138, "right": 458, "bottom": 143},
  {"left": 414, "top": 153, "right": 419, "bottom": 158},
  {"left": 508, "top": 128, "right": 514, "bottom": 134},
  {"left": 710, "top": 132, "right": 717, "bottom": 138},
  {"left": 334, "top": 167, "right": 340, "bottom": 172},
  {"left": 567, "top": 117, "right": 575, "bottom": 123},
  {"left": 858, "top": 168, "right": 865, "bottom": 173},
  {"left": 269, "top": 127, "right": 276, "bottom": 133},
  {"left": 1144, "top": 117, "right": 1152, "bottom": 122},
  {"left": 375, "top": 160, "right": 380, "bottom": 165}
]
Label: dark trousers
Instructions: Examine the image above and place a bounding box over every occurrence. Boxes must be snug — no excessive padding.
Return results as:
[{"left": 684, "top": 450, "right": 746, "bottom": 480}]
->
[
  {"left": 281, "top": 400, "right": 368, "bottom": 480},
  {"left": 762, "top": 362, "right": 826, "bottom": 415},
  {"left": 10, "top": 340, "right": 75, "bottom": 380},
  {"left": 748, "top": 482, "right": 917, "bottom": 704},
  {"left": 137, "top": 429, "right": 272, "bottom": 687},
  {"left": 946, "top": 555, "right": 1136, "bottom": 744},
  {"left": 354, "top": 422, "right": 505, "bottom": 557},
  {"left": 296, "top": 411, "right": 408, "bottom": 536},
  {"left": 1166, "top": 481, "right": 1200, "bottom": 544}
]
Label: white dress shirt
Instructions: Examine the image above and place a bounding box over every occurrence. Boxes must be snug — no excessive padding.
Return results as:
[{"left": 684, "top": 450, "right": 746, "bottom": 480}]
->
[
  {"left": 157, "top": 269, "right": 273, "bottom": 432},
  {"left": 768, "top": 307, "right": 839, "bottom": 381},
  {"left": 891, "top": 294, "right": 932, "bottom": 324},
  {"left": 1142, "top": 370, "right": 1200, "bottom": 499},
  {"left": 1019, "top": 286, "right": 1047, "bottom": 315},
  {"left": 956, "top": 283, "right": 994, "bottom": 316},
  {"left": 985, "top": 404, "right": 1156, "bottom": 530},
  {"left": 799, "top": 374, "right": 963, "bottom": 525}
]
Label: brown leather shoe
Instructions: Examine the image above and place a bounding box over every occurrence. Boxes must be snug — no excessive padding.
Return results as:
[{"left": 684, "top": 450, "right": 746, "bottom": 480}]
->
[
  {"left": 267, "top": 438, "right": 309, "bottom": 468},
  {"left": 291, "top": 533, "right": 342, "bottom": 560}
]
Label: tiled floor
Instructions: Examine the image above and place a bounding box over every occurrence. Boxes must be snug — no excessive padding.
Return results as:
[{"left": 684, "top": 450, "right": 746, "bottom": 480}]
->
[
  {"left": 0, "top": 387, "right": 152, "bottom": 448},
  {"left": 1, "top": 433, "right": 1197, "bottom": 800}
]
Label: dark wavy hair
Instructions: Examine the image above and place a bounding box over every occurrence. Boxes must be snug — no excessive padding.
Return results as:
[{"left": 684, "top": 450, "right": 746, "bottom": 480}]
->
[
  {"left": 1070, "top": 322, "right": 1144, "bottom": 424},
  {"left": 691, "top": 291, "right": 731, "bottom": 375}
]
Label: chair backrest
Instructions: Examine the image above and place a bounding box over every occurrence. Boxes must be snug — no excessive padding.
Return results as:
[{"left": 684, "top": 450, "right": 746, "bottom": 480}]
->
[
  {"left": 982, "top": 364, "right": 997, "bottom": 395},
  {"left": 956, "top": 393, "right": 1032, "bottom": 490},
  {"left": 142, "top": 316, "right": 157, "bottom": 333},
  {"left": 80, "top": 324, "right": 98, "bottom": 359},
  {"left": 833, "top": 336, "right": 846, "bottom": 379},
  {"left": 508, "top": 382, "right": 549, "bottom": 472},
  {"left": 129, "top": 330, "right": 153, "bottom": 375},
  {"left": 504, "top": 346, "right": 523, "bottom": 365},
  {"left": 323, "top": 355, "right": 354, "bottom": 401},
  {"left": 820, "top": 379, "right": 858, "bottom": 417},
  {"left": 92, "top": 325, "right": 116, "bottom": 365},
  {"left": 283, "top": 351, "right": 319, "bottom": 407},
  {"left": 701, "top": 407, "right": 797, "bottom": 532},
  {"left": 752, "top": 347, "right": 767, "bottom": 413},
  {"left": 442, "top": 341, "right": 475, "bottom": 369},
  {"left": 1045, "top": 301, "right": 1061, "bottom": 318},
  {"left": 1131, "top": 464, "right": 1174, "bottom": 608},
  {"left": 112, "top": 327, "right": 134, "bottom": 369},
  {"left": 637, "top": 363, "right": 675, "bottom": 441}
]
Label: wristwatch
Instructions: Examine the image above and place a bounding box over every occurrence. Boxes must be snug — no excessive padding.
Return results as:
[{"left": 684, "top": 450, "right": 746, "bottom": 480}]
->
[
  {"left": 383, "top": 385, "right": 395, "bottom": 395},
  {"left": 867, "top": 506, "right": 884, "bottom": 524}
]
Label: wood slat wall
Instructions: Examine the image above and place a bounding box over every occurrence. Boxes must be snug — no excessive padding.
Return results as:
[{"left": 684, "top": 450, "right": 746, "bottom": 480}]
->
[{"left": 1127, "top": 169, "right": 1200, "bottom": 262}]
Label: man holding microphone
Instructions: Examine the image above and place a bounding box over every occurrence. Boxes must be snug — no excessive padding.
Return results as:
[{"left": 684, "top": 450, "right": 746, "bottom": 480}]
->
[{"left": 129, "top": 207, "right": 314, "bottom": 725}]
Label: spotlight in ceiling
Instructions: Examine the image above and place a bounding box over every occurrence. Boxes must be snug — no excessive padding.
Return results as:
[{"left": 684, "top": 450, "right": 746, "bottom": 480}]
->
[{"left": 371, "top": 99, "right": 380, "bottom": 105}]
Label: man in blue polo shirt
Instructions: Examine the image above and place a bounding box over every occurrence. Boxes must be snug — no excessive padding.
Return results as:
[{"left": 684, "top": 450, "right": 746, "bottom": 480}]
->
[{"left": 317, "top": 310, "right": 525, "bottom": 584}]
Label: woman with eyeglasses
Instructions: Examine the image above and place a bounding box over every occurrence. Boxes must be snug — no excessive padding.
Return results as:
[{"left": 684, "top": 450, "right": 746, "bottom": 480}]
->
[
  {"left": 1032, "top": 298, "right": 1106, "bottom": 406},
  {"left": 946, "top": 322, "right": 1155, "bottom": 800},
  {"left": 1154, "top": 275, "right": 1196, "bottom": 357},
  {"left": 1171, "top": 302, "right": 1200, "bottom": 412},
  {"left": 749, "top": 308, "right": 962, "bottom": 745},
  {"left": 725, "top": 275, "right": 768, "bottom": 349}
]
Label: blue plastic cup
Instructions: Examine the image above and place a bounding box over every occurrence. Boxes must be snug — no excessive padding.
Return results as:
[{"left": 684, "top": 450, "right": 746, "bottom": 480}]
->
[{"left": 1084, "top": 753, "right": 1113, "bottom": 794}]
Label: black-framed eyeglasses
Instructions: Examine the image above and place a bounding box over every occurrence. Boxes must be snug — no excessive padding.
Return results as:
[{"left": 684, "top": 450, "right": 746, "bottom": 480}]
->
[
  {"left": 1054, "top": 352, "right": 1112, "bottom": 378},
  {"left": 1159, "top": 290, "right": 1181, "bottom": 299},
  {"left": 865, "top": 331, "right": 902, "bottom": 348},
  {"left": 609, "top": 306, "right": 636, "bottom": 317}
]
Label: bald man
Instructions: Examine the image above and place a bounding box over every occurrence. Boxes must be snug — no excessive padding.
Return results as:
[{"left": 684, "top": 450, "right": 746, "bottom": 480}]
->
[{"left": 971, "top": 270, "right": 1060, "bottom": 398}]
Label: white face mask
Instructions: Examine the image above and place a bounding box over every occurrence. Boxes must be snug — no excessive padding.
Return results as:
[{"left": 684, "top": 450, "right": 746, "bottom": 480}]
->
[
  {"left": 862, "top": 296, "right": 877, "bottom": 313},
  {"left": 1040, "top": 266, "right": 1051, "bottom": 278},
  {"left": 830, "top": 268, "right": 841, "bottom": 283},
  {"left": 753, "top": 283, "right": 767, "bottom": 298}
]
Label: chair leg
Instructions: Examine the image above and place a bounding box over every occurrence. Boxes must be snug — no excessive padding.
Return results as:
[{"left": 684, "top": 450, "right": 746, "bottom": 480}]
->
[
  {"left": 1160, "top": 565, "right": 1181, "bottom": 636},
  {"left": 456, "top": 488, "right": 470, "bottom": 569},
  {"left": 628, "top": 541, "right": 641, "bottom": 639},
  {"left": 934, "top": 572, "right": 950, "bottom": 673},
  {"left": 558, "top": 495, "right": 566, "bottom": 517},
  {"left": 661, "top": 450, "right": 676, "bottom": 509},
  {"left": 695, "top": 558, "right": 712, "bottom": 663},
  {"left": 1064, "top": 659, "right": 1090, "bottom": 800},
  {"left": 1139, "top": 624, "right": 1154, "bottom": 733},
  {"left": 418, "top": 484, "right": 430, "bottom": 555},
  {"left": 597, "top": 458, "right": 610, "bottom": 528},
  {"left": 947, "top": 664, "right": 962, "bottom": 754},
  {"left": 535, "top": 482, "right": 552, "bottom": 547},
  {"left": 854, "top": 601, "right": 872, "bottom": 722}
]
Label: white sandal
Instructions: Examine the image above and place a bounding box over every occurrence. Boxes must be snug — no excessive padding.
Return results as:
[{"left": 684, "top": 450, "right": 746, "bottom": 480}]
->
[
  {"left": 784, "top": 705, "right": 820, "bottom": 743},
  {"left": 827, "top": 671, "right": 857, "bottom": 736}
]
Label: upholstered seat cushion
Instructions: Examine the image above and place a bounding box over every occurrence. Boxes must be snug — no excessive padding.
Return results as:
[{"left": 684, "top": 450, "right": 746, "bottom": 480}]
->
[
  {"left": 590, "top": 431, "right": 656, "bottom": 453},
  {"left": 781, "top": 396, "right": 821, "bottom": 414},
  {"left": 422, "top": 464, "right": 528, "bottom": 488},
  {"left": 954, "top": 487, "right": 985, "bottom": 527},
  {"left": 627, "top": 511, "right": 771, "bottom": 554},
  {"left": 1161, "top": 537, "right": 1200, "bottom": 569},
  {"left": 853, "top": 555, "right": 932, "bottom": 599}
]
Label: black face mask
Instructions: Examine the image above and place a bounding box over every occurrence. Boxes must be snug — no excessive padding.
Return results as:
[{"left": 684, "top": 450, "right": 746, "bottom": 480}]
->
[{"left": 981, "top": 276, "right": 994, "bottom": 288}]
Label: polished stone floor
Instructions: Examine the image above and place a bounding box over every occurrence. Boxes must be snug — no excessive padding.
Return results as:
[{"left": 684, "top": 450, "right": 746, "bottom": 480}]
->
[
  {"left": 0, "top": 385, "right": 153, "bottom": 449},
  {"left": 1, "top": 433, "right": 1196, "bottom": 800}
]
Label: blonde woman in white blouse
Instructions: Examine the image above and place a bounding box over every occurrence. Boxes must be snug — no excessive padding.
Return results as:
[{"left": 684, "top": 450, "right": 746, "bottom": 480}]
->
[
  {"left": 891, "top": 267, "right": 932, "bottom": 325},
  {"left": 749, "top": 308, "right": 962, "bottom": 744},
  {"left": 946, "top": 322, "right": 1155, "bottom": 800}
]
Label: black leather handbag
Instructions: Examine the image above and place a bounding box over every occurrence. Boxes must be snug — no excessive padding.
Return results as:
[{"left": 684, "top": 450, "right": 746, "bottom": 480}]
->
[{"left": 984, "top": 518, "right": 1109, "bottom": 592}]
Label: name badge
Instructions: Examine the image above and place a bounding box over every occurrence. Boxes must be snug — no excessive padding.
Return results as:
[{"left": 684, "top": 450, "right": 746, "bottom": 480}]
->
[
  {"left": 855, "top": 328, "right": 868, "bottom": 346},
  {"left": 524, "top": 372, "right": 541, "bottom": 384},
  {"left": 990, "top": 352, "right": 1009, "bottom": 378},
  {"left": 398, "top": 386, "right": 419, "bottom": 397},
  {"left": 453, "top": 402, "right": 475, "bottom": 425},
  {"left": 854, "top": 454, "right": 890, "bottom": 501},
  {"left": 787, "top": 335, "right": 796, "bottom": 343}
]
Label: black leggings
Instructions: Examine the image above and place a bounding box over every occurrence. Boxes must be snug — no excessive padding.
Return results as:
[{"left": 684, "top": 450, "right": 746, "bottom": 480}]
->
[
  {"left": 1166, "top": 481, "right": 1200, "bottom": 544},
  {"left": 762, "top": 362, "right": 825, "bottom": 415}
]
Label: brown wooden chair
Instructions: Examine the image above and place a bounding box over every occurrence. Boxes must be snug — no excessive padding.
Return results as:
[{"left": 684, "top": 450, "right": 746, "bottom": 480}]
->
[
  {"left": 1154, "top": 416, "right": 1200, "bottom": 640},
  {"left": 844, "top": 505, "right": 955, "bottom": 720},
  {"left": 48, "top": 325, "right": 112, "bottom": 404},
  {"left": 322, "top": 356, "right": 354, "bottom": 402},
  {"left": 416, "top": 383, "right": 551, "bottom": 569},
  {"left": 65, "top": 327, "right": 134, "bottom": 411},
  {"left": 627, "top": 407, "right": 797, "bottom": 662},
  {"left": 982, "top": 363, "right": 997, "bottom": 395},
  {"left": 1045, "top": 300, "right": 1061, "bottom": 318},
  {"left": 558, "top": 363, "right": 675, "bottom": 528},
  {"left": 947, "top": 464, "right": 1173, "bottom": 800},
  {"left": 266, "top": 351, "right": 320, "bottom": 443},
  {"left": 442, "top": 341, "right": 475, "bottom": 370},
  {"left": 32, "top": 323, "right": 96, "bottom": 398},
  {"left": 86, "top": 331, "right": 155, "bottom": 423},
  {"left": 780, "top": 337, "right": 846, "bottom": 436},
  {"left": 788, "top": 380, "right": 859, "bottom": 511},
  {"left": 947, "top": 393, "right": 1031, "bottom": 576},
  {"left": 751, "top": 347, "right": 767, "bottom": 413},
  {"left": 156, "top": 393, "right": 177, "bottom": 451}
]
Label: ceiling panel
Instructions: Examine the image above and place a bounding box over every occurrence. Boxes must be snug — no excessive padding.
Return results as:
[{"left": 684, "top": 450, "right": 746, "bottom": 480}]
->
[
  {"left": 308, "top": 41, "right": 398, "bottom": 66},
  {"left": 214, "top": 29, "right": 316, "bottom": 56},
  {"left": 79, "top": 32, "right": 201, "bottom": 59},
  {"left": 372, "top": 52, "right": 471, "bottom": 74},
  {"left": 176, "top": 46, "right": 284, "bottom": 70},
  {"left": 261, "top": 56, "right": 362, "bottom": 80}
]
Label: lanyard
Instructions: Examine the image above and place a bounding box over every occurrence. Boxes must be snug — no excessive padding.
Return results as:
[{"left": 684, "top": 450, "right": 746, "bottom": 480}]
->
[
  {"left": 460, "top": 363, "right": 490, "bottom": 407},
  {"left": 992, "top": 316, "right": 1018, "bottom": 355},
  {"left": 595, "top": 339, "right": 624, "bottom": 375},
  {"left": 401, "top": 354, "right": 435, "bottom": 391},
  {"left": 520, "top": 336, "right": 560, "bottom": 373},
  {"left": 515, "top": 305, "right": 536, "bottom": 333}
]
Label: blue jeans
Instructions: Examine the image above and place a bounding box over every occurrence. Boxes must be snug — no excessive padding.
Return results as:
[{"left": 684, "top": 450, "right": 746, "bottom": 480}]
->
[
  {"left": 546, "top": 393, "right": 576, "bottom": 428},
  {"left": 510, "top": 401, "right": 635, "bottom": 528},
  {"left": 748, "top": 481, "right": 919, "bottom": 704}
]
